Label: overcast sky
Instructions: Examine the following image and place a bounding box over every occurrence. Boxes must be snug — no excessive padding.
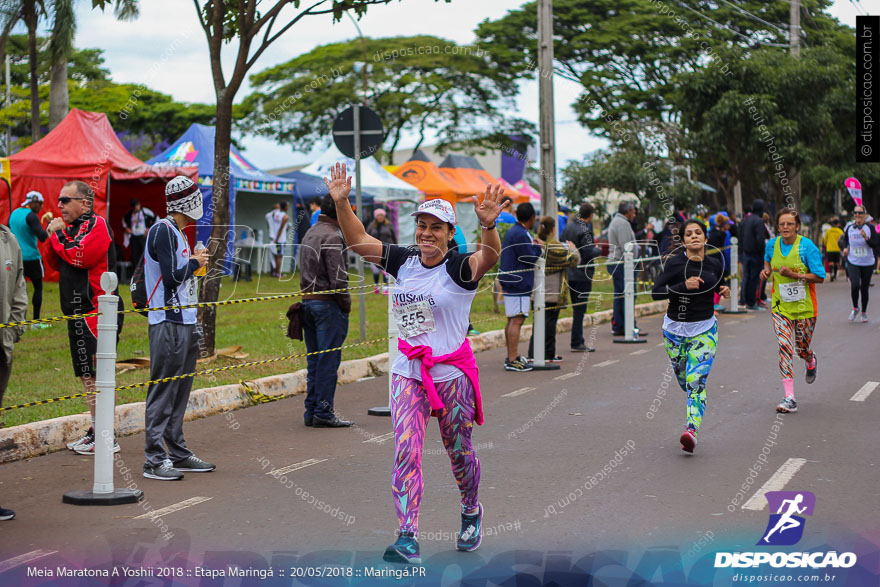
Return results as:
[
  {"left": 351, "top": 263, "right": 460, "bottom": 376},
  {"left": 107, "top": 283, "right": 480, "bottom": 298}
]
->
[{"left": 63, "top": 0, "right": 861, "bottom": 172}]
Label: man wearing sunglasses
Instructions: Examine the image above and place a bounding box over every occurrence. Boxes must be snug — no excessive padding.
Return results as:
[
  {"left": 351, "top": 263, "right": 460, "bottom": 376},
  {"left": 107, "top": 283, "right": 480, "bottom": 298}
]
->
[{"left": 46, "top": 181, "right": 123, "bottom": 455}]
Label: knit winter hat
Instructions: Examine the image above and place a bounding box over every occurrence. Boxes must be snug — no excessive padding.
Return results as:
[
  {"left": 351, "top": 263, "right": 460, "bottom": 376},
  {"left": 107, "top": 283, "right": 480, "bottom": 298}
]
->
[{"left": 165, "top": 176, "right": 203, "bottom": 220}]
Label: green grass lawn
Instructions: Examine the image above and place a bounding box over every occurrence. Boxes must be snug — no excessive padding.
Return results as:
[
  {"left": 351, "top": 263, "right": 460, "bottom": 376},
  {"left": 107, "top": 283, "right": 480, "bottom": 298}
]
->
[{"left": 2, "top": 268, "right": 653, "bottom": 427}]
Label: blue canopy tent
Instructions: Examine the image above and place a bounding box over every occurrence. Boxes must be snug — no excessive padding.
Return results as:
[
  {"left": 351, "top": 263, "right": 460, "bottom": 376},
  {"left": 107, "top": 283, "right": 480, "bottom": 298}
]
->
[{"left": 148, "top": 123, "right": 298, "bottom": 273}]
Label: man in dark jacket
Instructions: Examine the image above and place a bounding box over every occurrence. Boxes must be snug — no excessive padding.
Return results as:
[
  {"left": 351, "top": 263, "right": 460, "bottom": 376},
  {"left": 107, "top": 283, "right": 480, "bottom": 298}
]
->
[
  {"left": 560, "top": 202, "right": 599, "bottom": 352},
  {"left": 499, "top": 202, "right": 543, "bottom": 372},
  {"left": 740, "top": 199, "right": 768, "bottom": 310},
  {"left": 299, "top": 194, "right": 353, "bottom": 428}
]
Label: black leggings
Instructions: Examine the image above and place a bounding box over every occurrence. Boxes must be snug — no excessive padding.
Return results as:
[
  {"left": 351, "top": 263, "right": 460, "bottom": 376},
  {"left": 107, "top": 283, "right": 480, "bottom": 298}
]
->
[
  {"left": 848, "top": 264, "right": 873, "bottom": 312},
  {"left": 22, "top": 260, "right": 43, "bottom": 320}
]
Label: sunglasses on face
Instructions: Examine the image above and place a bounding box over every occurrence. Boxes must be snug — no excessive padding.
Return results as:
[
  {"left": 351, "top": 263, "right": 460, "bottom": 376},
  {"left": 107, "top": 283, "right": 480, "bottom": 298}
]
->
[
  {"left": 58, "top": 196, "right": 85, "bottom": 205},
  {"left": 854, "top": 211, "right": 865, "bottom": 215}
]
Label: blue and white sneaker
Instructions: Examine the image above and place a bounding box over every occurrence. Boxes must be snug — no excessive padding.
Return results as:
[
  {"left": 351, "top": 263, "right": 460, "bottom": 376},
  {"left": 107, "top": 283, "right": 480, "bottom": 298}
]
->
[
  {"left": 456, "top": 503, "right": 483, "bottom": 552},
  {"left": 383, "top": 531, "right": 421, "bottom": 564}
]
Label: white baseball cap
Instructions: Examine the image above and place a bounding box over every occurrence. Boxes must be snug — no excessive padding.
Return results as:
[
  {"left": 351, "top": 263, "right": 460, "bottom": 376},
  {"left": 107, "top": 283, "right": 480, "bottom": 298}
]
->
[
  {"left": 22, "top": 191, "right": 44, "bottom": 205},
  {"left": 411, "top": 198, "right": 456, "bottom": 225}
]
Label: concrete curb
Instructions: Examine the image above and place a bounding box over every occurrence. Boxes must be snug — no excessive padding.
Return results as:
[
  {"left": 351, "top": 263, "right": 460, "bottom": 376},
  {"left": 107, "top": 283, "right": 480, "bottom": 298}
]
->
[{"left": 0, "top": 300, "right": 667, "bottom": 464}]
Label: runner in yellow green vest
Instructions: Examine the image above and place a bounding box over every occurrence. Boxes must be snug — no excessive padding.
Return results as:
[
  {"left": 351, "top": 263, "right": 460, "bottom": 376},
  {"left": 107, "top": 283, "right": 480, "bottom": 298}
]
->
[{"left": 760, "top": 209, "right": 826, "bottom": 414}]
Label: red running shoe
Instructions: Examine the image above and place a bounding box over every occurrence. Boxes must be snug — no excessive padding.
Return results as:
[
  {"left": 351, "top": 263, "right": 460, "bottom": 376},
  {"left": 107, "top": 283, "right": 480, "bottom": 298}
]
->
[{"left": 680, "top": 430, "right": 697, "bottom": 454}]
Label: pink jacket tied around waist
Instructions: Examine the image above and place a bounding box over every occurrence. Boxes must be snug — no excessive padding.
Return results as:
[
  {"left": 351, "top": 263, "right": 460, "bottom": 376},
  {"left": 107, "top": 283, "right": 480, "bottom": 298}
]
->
[{"left": 397, "top": 338, "right": 484, "bottom": 425}]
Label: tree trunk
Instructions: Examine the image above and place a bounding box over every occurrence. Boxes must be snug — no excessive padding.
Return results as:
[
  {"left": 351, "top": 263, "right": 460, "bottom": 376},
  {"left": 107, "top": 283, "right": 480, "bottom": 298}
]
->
[
  {"left": 49, "top": 58, "right": 69, "bottom": 130},
  {"left": 198, "top": 94, "right": 235, "bottom": 355},
  {"left": 24, "top": 3, "right": 39, "bottom": 142}
]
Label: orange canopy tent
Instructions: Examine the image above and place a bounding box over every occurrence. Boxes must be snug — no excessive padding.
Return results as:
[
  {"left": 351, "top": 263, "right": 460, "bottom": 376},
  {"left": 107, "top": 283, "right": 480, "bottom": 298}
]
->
[
  {"left": 438, "top": 154, "right": 529, "bottom": 204},
  {"left": 393, "top": 152, "right": 473, "bottom": 207},
  {"left": 1, "top": 108, "right": 197, "bottom": 280}
]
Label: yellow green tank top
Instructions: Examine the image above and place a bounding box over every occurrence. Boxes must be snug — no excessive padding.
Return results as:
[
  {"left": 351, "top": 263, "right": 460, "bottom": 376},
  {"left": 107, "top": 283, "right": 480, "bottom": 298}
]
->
[{"left": 770, "top": 235, "right": 817, "bottom": 319}]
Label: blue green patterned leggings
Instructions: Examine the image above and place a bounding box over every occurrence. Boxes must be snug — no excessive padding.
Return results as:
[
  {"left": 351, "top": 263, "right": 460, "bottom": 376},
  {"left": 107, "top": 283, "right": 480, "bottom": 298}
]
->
[{"left": 663, "top": 324, "right": 718, "bottom": 437}]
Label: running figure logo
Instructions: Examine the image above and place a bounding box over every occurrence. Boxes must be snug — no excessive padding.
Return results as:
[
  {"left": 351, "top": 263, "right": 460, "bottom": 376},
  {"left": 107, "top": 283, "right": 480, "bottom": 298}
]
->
[{"left": 758, "top": 491, "right": 816, "bottom": 546}]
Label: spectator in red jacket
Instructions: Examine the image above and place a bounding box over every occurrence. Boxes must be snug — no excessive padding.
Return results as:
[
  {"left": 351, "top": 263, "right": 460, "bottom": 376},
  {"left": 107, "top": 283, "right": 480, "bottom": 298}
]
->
[{"left": 46, "top": 181, "right": 123, "bottom": 455}]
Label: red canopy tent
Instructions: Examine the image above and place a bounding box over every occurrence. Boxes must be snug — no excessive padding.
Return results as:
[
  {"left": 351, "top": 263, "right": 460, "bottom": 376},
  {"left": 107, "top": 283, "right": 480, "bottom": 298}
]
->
[{"left": 1, "top": 109, "right": 197, "bottom": 280}]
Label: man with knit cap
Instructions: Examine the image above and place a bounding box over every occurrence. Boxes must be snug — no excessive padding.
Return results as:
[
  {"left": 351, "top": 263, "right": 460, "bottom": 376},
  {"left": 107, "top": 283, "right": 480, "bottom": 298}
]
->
[{"left": 142, "top": 175, "right": 213, "bottom": 480}]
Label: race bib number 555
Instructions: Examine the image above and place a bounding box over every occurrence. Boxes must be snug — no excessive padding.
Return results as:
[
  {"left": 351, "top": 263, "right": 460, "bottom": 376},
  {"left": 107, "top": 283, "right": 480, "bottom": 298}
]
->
[{"left": 393, "top": 300, "right": 436, "bottom": 338}]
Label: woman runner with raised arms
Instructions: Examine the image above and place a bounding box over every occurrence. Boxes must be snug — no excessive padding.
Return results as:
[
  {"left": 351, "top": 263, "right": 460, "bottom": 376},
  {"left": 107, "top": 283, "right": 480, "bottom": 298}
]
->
[{"left": 324, "top": 162, "right": 510, "bottom": 564}]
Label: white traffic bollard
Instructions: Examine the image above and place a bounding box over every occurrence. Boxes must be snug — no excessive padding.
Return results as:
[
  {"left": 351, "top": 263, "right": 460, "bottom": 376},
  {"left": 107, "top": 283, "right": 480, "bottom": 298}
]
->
[
  {"left": 614, "top": 242, "right": 647, "bottom": 344},
  {"left": 369, "top": 276, "right": 394, "bottom": 417},
  {"left": 530, "top": 258, "right": 559, "bottom": 371},
  {"left": 723, "top": 237, "right": 745, "bottom": 314},
  {"left": 64, "top": 272, "right": 143, "bottom": 505}
]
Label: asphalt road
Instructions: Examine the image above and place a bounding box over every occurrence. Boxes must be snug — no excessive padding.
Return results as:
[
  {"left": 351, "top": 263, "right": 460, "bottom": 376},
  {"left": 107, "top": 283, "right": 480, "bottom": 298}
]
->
[{"left": 0, "top": 280, "right": 878, "bottom": 586}]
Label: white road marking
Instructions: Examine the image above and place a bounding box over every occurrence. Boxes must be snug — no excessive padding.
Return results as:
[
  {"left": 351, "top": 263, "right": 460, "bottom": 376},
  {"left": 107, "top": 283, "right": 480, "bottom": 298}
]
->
[
  {"left": 741, "top": 458, "right": 807, "bottom": 511},
  {"left": 0, "top": 550, "right": 58, "bottom": 574},
  {"left": 725, "top": 320, "right": 740, "bottom": 326},
  {"left": 266, "top": 458, "right": 328, "bottom": 476},
  {"left": 134, "top": 496, "right": 213, "bottom": 520},
  {"left": 630, "top": 349, "right": 651, "bottom": 355},
  {"left": 850, "top": 381, "right": 879, "bottom": 402},
  {"left": 553, "top": 372, "right": 580, "bottom": 381},
  {"left": 656, "top": 343, "right": 664, "bottom": 347},
  {"left": 594, "top": 360, "right": 620, "bottom": 367},
  {"left": 502, "top": 387, "right": 536, "bottom": 397},
  {"left": 364, "top": 432, "right": 395, "bottom": 444}
]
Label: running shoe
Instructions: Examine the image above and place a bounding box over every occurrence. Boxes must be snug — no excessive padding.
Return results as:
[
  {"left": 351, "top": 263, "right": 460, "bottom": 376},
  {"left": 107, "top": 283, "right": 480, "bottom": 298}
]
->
[
  {"left": 143, "top": 459, "right": 184, "bottom": 481},
  {"left": 504, "top": 358, "right": 533, "bottom": 372},
  {"left": 547, "top": 355, "right": 564, "bottom": 363},
  {"left": 383, "top": 531, "right": 421, "bottom": 564},
  {"left": 467, "top": 327, "right": 481, "bottom": 336},
  {"left": 0, "top": 507, "right": 14, "bottom": 521},
  {"left": 570, "top": 344, "right": 595, "bottom": 353},
  {"left": 457, "top": 503, "right": 484, "bottom": 552},
  {"left": 713, "top": 304, "right": 726, "bottom": 311},
  {"left": 849, "top": 308, "right": 859, "bottom": 321},
  {"left": 757, "top": 300, "right": 770, "bottom": 309},
  {"left": 74, "top": 437, "right": 121, "bottom": 455},
  {"left": 860, "top": 312, "right": 868, "bottom": 323},
  {"left": 805, "top": 353, "right": 817, "bottom": 384},
  {"left": 67, "top": 427, "right": 94, "bottom": 450},
  {"left": 172, "top": 455, "right": 216, "bottom": 472},
  {"left": 776, "top": 397, "right": 798, "bottom": 413},
  {"left": 680, "top": 430, "right": 697, "bottom": 454}
]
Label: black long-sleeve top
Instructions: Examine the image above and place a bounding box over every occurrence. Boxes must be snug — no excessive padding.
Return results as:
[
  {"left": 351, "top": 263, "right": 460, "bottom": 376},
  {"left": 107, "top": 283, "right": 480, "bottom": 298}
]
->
[{"left": 652, "top": 251, "right": 725, "bottom": 323}]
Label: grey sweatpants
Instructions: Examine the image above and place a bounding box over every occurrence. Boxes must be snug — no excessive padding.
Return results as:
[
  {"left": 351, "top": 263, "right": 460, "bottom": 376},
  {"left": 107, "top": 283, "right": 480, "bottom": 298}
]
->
[{"left": 144, "top": 322, "right": 201, "bottom": 469}]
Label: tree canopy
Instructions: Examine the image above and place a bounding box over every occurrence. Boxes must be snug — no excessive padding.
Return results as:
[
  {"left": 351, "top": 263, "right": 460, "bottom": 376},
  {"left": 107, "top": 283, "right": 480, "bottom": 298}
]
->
[{"left": 241, "top": 35, "right": 533, "bottom": 164}]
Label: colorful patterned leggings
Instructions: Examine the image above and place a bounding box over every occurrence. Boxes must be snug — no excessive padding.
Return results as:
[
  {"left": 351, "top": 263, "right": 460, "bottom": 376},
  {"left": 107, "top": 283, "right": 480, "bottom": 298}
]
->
[
  {"left": 771, "top": 313, "right": 816, "bottom": 379},
  {"left": 663, "top": 324, "right": 718, "bottom": 437},
  {"left": 391, "top": 374, "right": 480, "bottom": 533}
]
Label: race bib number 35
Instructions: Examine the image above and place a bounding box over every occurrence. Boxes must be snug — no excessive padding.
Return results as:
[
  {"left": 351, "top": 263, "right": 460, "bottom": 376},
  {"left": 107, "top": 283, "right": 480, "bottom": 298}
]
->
[
  {"left": 779, "top": 281, "right": 806, "bottom": 302},
  {"left": 393, "top": 300, "right": 436, "bottom": 338}
]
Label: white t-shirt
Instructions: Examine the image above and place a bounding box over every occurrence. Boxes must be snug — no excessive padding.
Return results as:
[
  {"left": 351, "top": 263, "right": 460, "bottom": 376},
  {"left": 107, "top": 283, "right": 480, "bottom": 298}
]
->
[
  {"left": 844, "top": 222, "right": 876, "bottom": 267},
  {"left": 265, "top": 209, "right": 287, "bottom": 244},
  {"left": 381, "top": 244, "right": 478, "bottom": 383}
]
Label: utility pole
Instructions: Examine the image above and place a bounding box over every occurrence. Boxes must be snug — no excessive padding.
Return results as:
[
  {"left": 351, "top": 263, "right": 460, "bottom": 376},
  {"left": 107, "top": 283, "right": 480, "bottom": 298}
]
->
[
  {"left": 5, "top": 55, "right": 10, "bottom": 155},
  {"left": 537, "top": 0, "right": 558, "bottom": 220},
  {"left": 789, "top": 0, "right": 801, "bottom": 56},
  {"left": 790, "top": 0, "right": 802, "bottom": 213}
]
